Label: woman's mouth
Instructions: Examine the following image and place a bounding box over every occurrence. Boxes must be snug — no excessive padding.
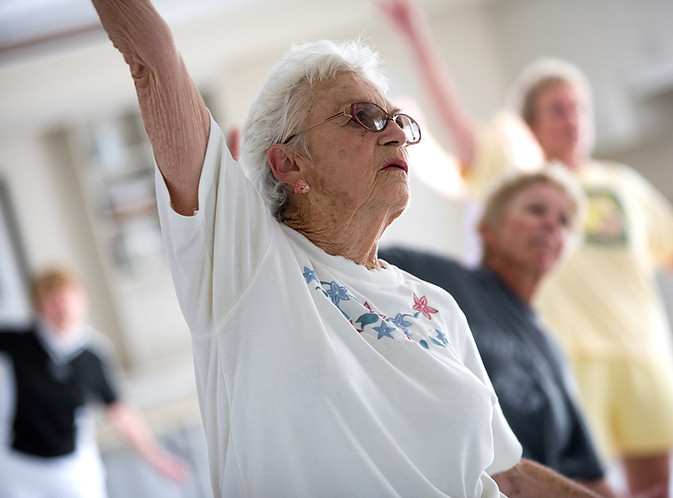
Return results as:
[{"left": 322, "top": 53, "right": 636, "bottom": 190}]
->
[{"left": 382, "top": 160, "right": 408, "bottom": 173}]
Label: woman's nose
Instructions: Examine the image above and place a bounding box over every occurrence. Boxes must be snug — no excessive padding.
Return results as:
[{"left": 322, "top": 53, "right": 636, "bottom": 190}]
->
[{"left": 379, "top": 118, "right": 409, "bottom": 146}]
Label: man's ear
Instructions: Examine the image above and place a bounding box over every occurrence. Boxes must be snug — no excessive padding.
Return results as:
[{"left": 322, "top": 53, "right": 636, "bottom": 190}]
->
[
  {"left": 267, "top": 144, "right": 302, "bottom": 186},
  {"left": 477, "top": 221, "right": 493, "bottom": 247}
]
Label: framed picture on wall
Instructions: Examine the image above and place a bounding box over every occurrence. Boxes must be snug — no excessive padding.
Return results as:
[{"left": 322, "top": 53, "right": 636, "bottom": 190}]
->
[{"left": 0, "top": 179, "right": 32, "bottom": 326}]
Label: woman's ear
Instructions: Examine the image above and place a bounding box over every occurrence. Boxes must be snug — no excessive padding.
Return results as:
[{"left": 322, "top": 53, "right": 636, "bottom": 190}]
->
[{"left": 267, "top": 144, "right": 301, "bottom": 185}]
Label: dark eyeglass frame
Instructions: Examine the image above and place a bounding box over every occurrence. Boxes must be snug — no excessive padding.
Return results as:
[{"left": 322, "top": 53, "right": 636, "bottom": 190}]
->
[{"left": 282, "top": 101, "right": 422, "bottom": 145}]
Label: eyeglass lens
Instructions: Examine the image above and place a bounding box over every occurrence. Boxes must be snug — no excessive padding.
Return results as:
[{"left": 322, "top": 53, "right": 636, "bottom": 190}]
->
[{"left": 351, "top": 103, "right": 421, "bottom": 144}]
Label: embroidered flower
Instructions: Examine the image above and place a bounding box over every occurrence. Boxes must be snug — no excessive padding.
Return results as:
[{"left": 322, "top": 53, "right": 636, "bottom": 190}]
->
[
  {"left": 434, "top": 329, "right": 449, "bottom": 346},
  {"left": 392, "top": 313, "right": 412, "bottom": 335},
  {"left": 326, "top": 281, "right": 350, "bottom": 306},
  {"left": 412, "top": 293, "right": 438, "bottom": 320},
  {"left": 303, "top": 267, "right": 318, "bottom": 284},
  {"left": 373, "top": 320, "right": 395, "bottom": 340}
]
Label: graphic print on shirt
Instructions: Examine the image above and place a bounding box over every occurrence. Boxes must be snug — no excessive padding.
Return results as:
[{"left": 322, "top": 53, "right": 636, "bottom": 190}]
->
[
  {"left": 583, "top": 188, "right": 628, "bottom": 245},
  {"left": 302, "top": 266, "right": 449, "bottom": 351}
]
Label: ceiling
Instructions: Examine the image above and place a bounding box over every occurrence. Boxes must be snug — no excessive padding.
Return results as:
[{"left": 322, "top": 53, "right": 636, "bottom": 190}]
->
[
  {"left": 0, "top": 0, "right": 479, "bottom": 63},
  {"left": 0, "top": 0, "right": 253, "bottom": 55}
]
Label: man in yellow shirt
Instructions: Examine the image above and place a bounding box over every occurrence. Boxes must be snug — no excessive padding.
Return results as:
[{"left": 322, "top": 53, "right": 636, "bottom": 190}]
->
[{"left": 379, "top": 1, "right": 673, "bottom": 496}]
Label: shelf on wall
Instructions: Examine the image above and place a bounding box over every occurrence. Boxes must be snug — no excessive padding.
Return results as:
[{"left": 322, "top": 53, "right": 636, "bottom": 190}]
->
[{"left": 68, "top": 109, "right": 165, "bottom": 277}]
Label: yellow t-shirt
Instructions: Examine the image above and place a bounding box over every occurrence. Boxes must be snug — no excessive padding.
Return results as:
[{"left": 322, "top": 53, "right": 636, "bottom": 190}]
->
[
  {"left": 466, "top": 119, "right": 673, "bottom": 362},
  {"left": 536, "top": 161, "right": 673, "bottom": 361}
]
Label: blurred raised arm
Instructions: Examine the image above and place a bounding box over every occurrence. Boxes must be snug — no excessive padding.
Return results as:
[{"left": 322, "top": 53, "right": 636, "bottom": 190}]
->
[
  {"left": 91, "top": 0, "right": 211, "bottom": 215},
  {"left": 376, "top": 0, "right": 477, "bottom": 172}
]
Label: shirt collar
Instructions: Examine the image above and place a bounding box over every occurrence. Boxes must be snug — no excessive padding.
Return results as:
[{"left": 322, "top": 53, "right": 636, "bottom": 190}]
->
[{"left": 35, "top": 318, "right": 90, "bottom": 362}]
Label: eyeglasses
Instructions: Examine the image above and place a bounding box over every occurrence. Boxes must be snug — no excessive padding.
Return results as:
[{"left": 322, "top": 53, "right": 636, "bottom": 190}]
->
[{"left": 283, "top": 102, "right": 422, "bottom": 145}]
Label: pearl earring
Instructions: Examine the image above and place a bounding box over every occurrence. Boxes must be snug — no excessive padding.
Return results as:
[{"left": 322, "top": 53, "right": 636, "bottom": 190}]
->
[{"left": 294, "top": 179, "right": 310, "bottom": 194}]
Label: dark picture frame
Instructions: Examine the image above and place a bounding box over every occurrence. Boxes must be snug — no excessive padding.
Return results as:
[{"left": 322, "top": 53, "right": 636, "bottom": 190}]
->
[{"left": 0, "top": 179, "right": 32, "bottom": 326}]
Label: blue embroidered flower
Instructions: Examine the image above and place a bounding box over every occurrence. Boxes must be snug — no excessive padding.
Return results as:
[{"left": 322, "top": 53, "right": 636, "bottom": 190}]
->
[
  {"left": 373, "top": 321, "right": 395, "bottom": 340},
  {"left": 326, "top": 281, "right": 350, "bottom": 306},
  {"left": 392, "top": 313, "right": 412, "bottom": 335},
  {"left": 428, "top": 329, "right": 449, "bottom": 348},
  {"left": 303, "top": 267, "right": 318, "bottom": 284}
]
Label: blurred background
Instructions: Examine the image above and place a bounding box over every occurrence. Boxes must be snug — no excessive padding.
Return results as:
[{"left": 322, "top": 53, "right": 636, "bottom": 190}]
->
[{"left": 1, "top": 0, "right": 672, "bottom": 496}]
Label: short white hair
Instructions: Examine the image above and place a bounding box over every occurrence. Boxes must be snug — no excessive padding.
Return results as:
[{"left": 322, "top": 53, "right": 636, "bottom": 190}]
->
[
  {"left": 504, "top": 57, "right": 595, "bottom": 158},
  {"left": 506, "top": 57, "right": 593, "bottom": 122},
  {"left": 241, "top": 39, "right": 388, "bottom": 221}
]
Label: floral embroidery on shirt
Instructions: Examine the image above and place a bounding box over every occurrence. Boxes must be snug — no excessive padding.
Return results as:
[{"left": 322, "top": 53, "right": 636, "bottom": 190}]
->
[
  {"left": 392, "top": 313, "right": 413, "bottom": 338},
  {"left": 434, "top": 329, "right": 449, "bottom": 346},
  {"left": 373, "top": 320, "right": 395, "bottom": 340},
  {"left": 326, "top": 281, "right": 350, "bottom": 307},
  {"left": 364, "top": 301, "right": 386, "bottom": 320},
  {"left": 419, "top": 330, "right": 449, "bottom": 350},
  {"left": 302, "top": 266, "right": 448, "bottom": 350},
  {"left": 303, "top": 267, "right": 319, "bottom": 285},
  {"left": 412, "top": 293, "right": 438, "bottom": 320},
  {"left": 355, "top": 310, "right": 378, "bottom": 329}
]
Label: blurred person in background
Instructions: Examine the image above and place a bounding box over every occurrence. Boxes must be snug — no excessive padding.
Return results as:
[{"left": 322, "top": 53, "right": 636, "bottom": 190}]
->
[
  {"left": 379, "top": 1, "right": 673, "bottom": 496},
  {"left": 380, "top": 166, "right": 616, "bottom": 497},
  {"left": 0, "top": 267, "right": 188, "bottom": 498}
]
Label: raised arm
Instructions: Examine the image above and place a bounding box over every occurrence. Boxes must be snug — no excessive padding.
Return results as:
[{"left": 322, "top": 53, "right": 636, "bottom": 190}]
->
[
  {"left": 376, "top": 0, "right": 477, "bottom": 172},
  {"left": 91, "top": 0, "right": 211, "bottom": 215}
]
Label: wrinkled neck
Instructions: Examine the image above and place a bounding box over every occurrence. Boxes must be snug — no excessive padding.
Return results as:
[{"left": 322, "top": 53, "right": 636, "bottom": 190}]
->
[{"left": 283, "top": 204, "right": 399, "bottom": 269}]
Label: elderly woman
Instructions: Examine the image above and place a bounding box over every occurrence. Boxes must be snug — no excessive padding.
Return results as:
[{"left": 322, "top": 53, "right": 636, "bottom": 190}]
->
[
  {"left": 91, "top": 1, "right": 601, "bottom": 496},
  {"left": 380, "top": 167, "right": 616, "bottom": 497},
  {"left": 380, "top": 1, "right": 673, "bottom": 496}
]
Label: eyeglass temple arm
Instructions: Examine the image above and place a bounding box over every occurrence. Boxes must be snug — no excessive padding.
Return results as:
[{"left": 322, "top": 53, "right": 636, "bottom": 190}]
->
[{"left": 282, "top": 110, "right": 347, "bottom": 144}]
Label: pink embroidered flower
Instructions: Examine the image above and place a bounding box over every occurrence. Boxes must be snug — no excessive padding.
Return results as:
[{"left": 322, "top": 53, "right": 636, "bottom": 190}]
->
[{"left": 412, "top": 293, "right": 438, "bottom": 320}]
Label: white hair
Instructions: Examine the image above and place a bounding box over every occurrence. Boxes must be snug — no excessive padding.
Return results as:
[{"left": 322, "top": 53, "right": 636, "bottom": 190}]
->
[
  {"left": 504, "top": 57, "right": 596, "bottom": 157},
  {"left": 240, "top": 39, "right": 389, "bottom": 221},
  {"left": 507, "top": 57, "right": 592, "bottom": 119}
]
